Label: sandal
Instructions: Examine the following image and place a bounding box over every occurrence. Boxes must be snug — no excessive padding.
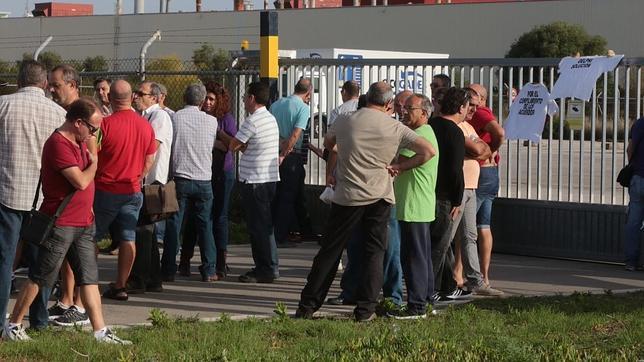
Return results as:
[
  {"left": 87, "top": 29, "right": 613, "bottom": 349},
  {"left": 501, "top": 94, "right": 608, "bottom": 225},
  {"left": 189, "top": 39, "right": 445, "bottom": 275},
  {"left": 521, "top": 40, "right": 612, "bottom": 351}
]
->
[{"left": 102, "top": 283, "right": 128, "bottom": 301}]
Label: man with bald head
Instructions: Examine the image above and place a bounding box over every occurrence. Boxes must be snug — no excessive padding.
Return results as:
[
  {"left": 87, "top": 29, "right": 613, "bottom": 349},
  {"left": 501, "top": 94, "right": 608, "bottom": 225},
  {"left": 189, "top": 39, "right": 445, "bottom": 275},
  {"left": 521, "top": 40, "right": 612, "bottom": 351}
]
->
[
  {"left": 394, "top": 90, "right": 413, "bottom": 120},
  {"left": 466, "top": 83, "right": 505, "bottom": 287},
  {"left": 296, "top": 81, "right": 436, "bottom": 321},
  {"left": 269, "top": 78, "right": 312, "bottom": 248},
  {"left": 94, "top": 80, "right": 157, "bottom": 301}
]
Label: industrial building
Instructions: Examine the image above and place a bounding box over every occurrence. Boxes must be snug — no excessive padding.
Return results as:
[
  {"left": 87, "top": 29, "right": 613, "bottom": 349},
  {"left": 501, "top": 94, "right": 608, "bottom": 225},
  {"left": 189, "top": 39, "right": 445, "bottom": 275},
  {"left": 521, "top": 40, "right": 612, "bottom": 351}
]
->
[{"left": 0, "top": 0, "right": 640, "bottom": 62}]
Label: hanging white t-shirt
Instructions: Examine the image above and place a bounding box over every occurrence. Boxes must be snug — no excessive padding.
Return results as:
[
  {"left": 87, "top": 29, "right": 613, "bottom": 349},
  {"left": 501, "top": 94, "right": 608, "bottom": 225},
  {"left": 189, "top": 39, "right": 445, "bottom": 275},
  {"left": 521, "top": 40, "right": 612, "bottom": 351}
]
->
[
  {"left": 504, "top": 83, "right": 559, "bottom": 143},
  {"left": 551, "top": 55, "right": 624, "bottom": 101}
]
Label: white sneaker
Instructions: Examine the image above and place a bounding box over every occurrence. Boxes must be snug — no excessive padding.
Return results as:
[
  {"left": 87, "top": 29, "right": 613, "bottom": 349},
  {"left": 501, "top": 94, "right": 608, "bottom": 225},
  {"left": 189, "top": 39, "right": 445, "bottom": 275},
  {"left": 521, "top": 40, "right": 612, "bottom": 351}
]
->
[
  {"left": 1, "top": 324, "right": 32, "bottom": 342},
  {"left": 96, "top": 328, "right": 132, "bottom": 345}
]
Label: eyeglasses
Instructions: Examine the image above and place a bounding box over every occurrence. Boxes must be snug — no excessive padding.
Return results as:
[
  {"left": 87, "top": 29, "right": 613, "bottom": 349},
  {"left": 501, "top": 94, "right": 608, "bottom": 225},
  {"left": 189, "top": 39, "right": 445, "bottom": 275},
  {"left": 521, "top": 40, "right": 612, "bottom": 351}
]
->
[
  {"left": 134, "top": 90, "right": 152, "bottom": 97},
  {"left": 80, "top": 119, "right": 98, "bottom": 135},
  {"left": 404, "top": 106, "right": 424, "bottom": 112}
]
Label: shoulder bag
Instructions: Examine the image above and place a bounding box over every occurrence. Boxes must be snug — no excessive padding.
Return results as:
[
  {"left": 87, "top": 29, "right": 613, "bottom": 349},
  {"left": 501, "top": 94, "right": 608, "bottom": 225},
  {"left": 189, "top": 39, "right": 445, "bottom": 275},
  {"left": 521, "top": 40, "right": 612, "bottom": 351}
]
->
[{"left": 21, "top": 177, "right": 75, "bottom": 246}]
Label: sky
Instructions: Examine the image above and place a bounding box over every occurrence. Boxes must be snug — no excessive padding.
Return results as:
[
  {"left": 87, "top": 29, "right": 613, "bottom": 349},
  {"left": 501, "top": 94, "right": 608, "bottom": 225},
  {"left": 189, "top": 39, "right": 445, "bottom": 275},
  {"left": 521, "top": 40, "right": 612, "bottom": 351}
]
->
[{"left": 1, "top": 0, "right": 271, "bottom": 17}]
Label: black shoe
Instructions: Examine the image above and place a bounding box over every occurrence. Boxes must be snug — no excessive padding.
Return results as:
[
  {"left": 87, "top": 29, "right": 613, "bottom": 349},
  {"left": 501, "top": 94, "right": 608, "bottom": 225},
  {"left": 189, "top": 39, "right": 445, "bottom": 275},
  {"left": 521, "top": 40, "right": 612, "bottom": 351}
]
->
[
  {"left": 125, "top": 284, "right": 145, "bottom": 295},
  {"left": 145, "top": 284, "right": 163, "bottom": 293},
  {"left": 47, "top": 301, "right": 69, "bottom": 321},
  {"left": 52, "top": 306, "right": 90, "bottom": 326},
  {"left": 294, "top": 307, "right": 314, "bottom": 319},
  {"left": 102, "top": 284, "right": 128, "bottom": 301},
  {"left": 161, "top": 275, "right": 175, "bottom": 282},
  {"left": 326, "top": 297, "right": 356, "bottom": 306},
  {"left": 355, "top": 313, "right": 376, "bottom": 323},
  {"left": 238, "top": 271, "right": 274, "bottom": 283}
]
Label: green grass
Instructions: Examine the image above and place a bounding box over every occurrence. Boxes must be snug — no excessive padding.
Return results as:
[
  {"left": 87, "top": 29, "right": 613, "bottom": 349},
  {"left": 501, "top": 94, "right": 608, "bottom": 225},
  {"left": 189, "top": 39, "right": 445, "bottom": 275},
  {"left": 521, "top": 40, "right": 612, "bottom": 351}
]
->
[{"left": 2, "top": 291, "right": 642, "bottom": 361}]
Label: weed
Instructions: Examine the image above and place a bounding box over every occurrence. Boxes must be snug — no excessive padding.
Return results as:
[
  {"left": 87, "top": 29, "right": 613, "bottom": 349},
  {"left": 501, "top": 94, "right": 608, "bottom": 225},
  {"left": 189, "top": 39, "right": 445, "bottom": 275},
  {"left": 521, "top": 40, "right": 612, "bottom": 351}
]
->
[{"left": 147, "top": 308, "right": 172, "bottom": 328}]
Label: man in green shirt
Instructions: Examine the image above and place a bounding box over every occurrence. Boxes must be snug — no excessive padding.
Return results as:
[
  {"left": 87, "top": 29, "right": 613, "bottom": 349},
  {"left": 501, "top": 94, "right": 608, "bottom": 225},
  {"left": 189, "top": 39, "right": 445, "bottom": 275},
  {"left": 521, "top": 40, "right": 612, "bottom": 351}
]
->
[{"left": 392, "top": 93, "right": 439, "bottom": 319}]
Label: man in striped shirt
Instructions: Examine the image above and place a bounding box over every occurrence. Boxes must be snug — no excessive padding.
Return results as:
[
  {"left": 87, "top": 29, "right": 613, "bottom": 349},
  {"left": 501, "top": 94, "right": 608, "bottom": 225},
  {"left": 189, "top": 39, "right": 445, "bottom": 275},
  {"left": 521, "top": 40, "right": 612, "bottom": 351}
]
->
[{"left": 230, "top": 82, "right": 281, "bottom": 283}]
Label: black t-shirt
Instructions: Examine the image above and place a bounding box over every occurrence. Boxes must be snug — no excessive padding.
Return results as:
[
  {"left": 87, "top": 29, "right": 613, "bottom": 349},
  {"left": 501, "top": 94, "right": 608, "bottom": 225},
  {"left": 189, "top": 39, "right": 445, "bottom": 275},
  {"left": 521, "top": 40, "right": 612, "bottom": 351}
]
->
[{"left": 429, "top": 116, "right": 465, "bottom": 207}]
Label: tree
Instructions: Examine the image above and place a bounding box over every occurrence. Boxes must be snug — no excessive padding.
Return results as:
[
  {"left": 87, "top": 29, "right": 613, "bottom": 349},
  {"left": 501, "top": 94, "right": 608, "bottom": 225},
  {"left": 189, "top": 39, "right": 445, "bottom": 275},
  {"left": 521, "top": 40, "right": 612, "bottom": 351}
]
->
[
  {"left": 146, "top": 55, "right": 200, "bottom": 111},
  {"left": 82, "top": 56, "right": 108, "bottom": 72},
  {"left": 506, "top": 22, "right": 607, "bottom": 58},
  {"left": 192, "top": 44, "right": 231, "bottom": 83},
  {"left": 22, "top": 51, "right": 62, "bottom": 70}
]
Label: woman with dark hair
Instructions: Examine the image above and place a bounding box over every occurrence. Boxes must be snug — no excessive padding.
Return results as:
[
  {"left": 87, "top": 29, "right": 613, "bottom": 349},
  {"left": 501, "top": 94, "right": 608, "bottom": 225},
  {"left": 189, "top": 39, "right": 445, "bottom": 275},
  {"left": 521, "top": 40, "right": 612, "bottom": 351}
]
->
[{"left": 180, "top": 82, "right": 238, "bottom": 279}]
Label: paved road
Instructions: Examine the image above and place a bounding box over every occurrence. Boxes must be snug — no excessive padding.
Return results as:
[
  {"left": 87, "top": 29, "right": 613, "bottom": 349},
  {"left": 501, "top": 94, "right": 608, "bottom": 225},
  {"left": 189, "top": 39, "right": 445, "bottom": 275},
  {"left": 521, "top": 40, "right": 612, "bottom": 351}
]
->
[{"left": 9, "top": 242, "right": 644, "bottom": 327}]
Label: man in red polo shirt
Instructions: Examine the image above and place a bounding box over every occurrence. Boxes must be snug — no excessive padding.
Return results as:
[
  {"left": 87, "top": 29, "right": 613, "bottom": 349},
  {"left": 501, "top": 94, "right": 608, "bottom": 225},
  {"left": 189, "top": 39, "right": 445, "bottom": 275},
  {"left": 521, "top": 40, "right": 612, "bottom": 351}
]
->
[
  {"left": 94, "top": 80, "right": 157, "bottom": 301},
  {"left": 3, "top": 98, "right": 130, "bottom": 344}
]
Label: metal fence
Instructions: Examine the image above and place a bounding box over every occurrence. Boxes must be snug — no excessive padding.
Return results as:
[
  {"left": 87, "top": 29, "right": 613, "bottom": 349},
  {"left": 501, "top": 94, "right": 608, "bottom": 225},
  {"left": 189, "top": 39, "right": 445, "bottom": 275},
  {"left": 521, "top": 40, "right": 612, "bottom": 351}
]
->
[
  {"left": 2, "top": 57, "right": 643, "bottom": 206},
  {"left": 278, "top": 57, "right": 644, "bottom": 206}
]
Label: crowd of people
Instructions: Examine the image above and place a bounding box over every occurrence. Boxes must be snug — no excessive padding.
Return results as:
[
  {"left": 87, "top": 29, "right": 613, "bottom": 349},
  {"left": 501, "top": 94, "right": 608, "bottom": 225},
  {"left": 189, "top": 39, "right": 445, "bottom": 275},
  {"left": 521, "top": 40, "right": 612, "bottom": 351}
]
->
[{"left": 0, "top": 58, "right": 513, "bottom": 343}]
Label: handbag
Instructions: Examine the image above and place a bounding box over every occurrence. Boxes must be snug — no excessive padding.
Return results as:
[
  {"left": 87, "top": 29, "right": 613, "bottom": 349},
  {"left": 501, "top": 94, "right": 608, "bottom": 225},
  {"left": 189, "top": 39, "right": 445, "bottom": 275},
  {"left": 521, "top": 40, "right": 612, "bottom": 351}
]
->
[
  {"left": 617, "top": 164, "right": 633, "bottom": 188},
  {"left": 20, "top": 177, "right": 75, "bottom": 246},
  {"left": 138, "top": 180, "right": 179, "bottom": 225},
  {"left": 618, "top": 133, "right": 642, "bottom": 188}
]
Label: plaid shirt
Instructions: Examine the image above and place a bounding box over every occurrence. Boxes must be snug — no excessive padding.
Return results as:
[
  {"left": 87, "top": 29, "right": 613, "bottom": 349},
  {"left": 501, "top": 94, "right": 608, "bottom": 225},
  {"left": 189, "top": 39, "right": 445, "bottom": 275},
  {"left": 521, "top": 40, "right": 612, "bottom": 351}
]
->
[
  {"left": 171, "top": 105, "right": 218, "bottom": 181},
  {"left": 0, "top": 87, "right": 66, "bottom": 211}
]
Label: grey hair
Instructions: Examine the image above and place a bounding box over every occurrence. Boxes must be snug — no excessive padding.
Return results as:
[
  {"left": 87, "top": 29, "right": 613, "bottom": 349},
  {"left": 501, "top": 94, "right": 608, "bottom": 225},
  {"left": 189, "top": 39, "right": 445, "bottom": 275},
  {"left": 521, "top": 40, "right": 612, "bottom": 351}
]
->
[
  {"left": 366, "top": 82, "right": 394, "bottom": 107},
  {"left": 143, "top": 81, "right": 162, "bottom": 100},
  {"left": 157, "top": 83, "right": 168, "bottom": 96},
  {"left": 18, "top": 60, "right": 47, "bottom": 88},
  {"left": 413, "top": 93, "right": 433, "bottom": 113},
  {"left": 183, "top": 83, "right": 206, "bottom": 106},
  {"left": 51, "top": 64, "right": 80, "bottom": 88}
]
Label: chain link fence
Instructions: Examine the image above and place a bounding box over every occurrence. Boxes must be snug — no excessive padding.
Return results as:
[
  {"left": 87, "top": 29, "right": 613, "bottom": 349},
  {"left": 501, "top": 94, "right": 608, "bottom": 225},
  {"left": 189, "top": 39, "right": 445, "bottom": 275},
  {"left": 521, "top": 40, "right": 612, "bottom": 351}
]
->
[{"left": 0, "top": 57, "right": 259, "bottom": 116}]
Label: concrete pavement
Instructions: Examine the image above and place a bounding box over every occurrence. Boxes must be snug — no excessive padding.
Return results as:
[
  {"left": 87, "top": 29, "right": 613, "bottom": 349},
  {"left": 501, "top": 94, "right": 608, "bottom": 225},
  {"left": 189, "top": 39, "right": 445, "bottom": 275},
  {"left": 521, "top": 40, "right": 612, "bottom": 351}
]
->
[{"left": 9, "top": 242, "right": 644, "bottom": 327}]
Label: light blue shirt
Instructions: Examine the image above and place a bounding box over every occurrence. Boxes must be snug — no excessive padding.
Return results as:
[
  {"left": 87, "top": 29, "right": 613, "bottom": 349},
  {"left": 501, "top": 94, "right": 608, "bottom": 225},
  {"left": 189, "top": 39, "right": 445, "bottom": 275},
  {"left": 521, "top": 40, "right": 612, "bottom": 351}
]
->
[{"left": 269, "top": 95, "right": 310, "bottom": 148}]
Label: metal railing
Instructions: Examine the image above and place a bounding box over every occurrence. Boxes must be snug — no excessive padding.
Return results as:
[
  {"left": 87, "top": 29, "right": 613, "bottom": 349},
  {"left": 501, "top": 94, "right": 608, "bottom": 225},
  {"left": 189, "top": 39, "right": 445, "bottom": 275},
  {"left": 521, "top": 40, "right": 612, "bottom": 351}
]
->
[
  {"left": 278, "top": 57, "right": 644, "bottom": 206},
  {"left": 2, "top": 56, "right": 642, "bottom": 206}
]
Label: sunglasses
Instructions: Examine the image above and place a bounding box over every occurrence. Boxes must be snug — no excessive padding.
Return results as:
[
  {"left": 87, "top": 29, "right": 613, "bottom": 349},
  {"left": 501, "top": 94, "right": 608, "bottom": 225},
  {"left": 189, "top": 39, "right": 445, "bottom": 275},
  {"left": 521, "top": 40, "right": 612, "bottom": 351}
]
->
[
  {"left": 80, "top": 119, "right": 99, "bottom": 135},
  {"left": 134, "top": 90, "right": 152, "bottom": 97}
]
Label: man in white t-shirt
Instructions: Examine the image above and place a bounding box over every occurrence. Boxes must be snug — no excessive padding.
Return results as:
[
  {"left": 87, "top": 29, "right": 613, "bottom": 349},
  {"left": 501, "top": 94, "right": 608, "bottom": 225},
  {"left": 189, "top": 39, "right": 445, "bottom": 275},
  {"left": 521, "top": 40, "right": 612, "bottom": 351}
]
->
[
  {"left": 129, "top": 81, "right": 173, "bottom": 293},
  {"left": 230, "top": 82, "right": 281, "bottom": 283},
  {"left": 328, "top": 80, "right": 360, "bottom": 126}
]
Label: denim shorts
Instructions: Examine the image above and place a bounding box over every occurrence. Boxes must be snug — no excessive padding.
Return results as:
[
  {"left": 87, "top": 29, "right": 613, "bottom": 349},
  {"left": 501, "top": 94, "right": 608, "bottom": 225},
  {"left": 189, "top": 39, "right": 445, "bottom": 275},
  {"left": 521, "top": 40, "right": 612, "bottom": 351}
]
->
[
  {"left": 476, "top": 166, "right": 499, "bottom": 229},
  {"left": 94, "top": 190, "right": 143, "bottom": 242},
  {"left": 29, "top": 224, "right": 99, "bottom": 288}
]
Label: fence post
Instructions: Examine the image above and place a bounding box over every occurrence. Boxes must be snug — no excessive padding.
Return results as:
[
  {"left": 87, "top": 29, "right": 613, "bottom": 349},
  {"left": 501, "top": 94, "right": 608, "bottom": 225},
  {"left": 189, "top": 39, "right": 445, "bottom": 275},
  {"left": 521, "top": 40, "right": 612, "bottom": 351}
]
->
[
  {"left": 34, "top": 36, "right": 53, "bottom": 61},
  {"left": 260, "top": 11, "right": 278, "bottom": 105},
  {"left": 140, "top": 30, "right": 161, "bottom": 81}
]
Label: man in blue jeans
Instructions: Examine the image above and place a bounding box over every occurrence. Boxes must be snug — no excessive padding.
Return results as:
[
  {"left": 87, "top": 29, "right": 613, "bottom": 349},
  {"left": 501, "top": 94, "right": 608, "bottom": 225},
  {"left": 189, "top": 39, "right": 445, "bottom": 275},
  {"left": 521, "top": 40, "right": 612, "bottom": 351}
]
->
[
  {"left": 230, "top": 82, "right": 281, "bottom": 283},
  {"left": 94, "top": 80, "right": 157, "bottom": 301},
  {"left": 270, "top": 79, "right": 312, "bottom": 248},
  {"left": 0, "top": 60, "right": 66, "bottom": 332},
  {"left": 624, "top": 117, "right": 644, "bottom": 271},
  {"left": 162, "top": 83, "right": 218, "bottom": 282}
]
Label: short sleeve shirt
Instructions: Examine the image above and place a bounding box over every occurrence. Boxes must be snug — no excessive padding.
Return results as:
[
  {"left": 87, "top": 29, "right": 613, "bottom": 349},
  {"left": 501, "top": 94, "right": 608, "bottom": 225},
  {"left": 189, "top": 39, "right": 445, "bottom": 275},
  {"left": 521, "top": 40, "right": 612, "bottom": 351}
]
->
[
  {"left": 269, "top": 95, "right": 310, "bottom": 148},
  {"left": 330, "top": 108, "right": 418, "bottom": 206},
  {"left": 468, "top": 106, "right": 500, "bottom": 165},
  {"left": 394, "top": 124, "right": 439, "bottom": 222},
  {"left": 95, "top": 109, "right": 157, "bottom": 194},
  {"left": 171, "top": 106, "right": 218, "bottom": 181},
  {"left": 40, "top": 132, "right": 95, "bottom": 227},
  {"left": 235, "top": 107, "right": 280, "bottom": 184},
  {"left": 143, "top": 104, "right": 173, "bottom": 185}
]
